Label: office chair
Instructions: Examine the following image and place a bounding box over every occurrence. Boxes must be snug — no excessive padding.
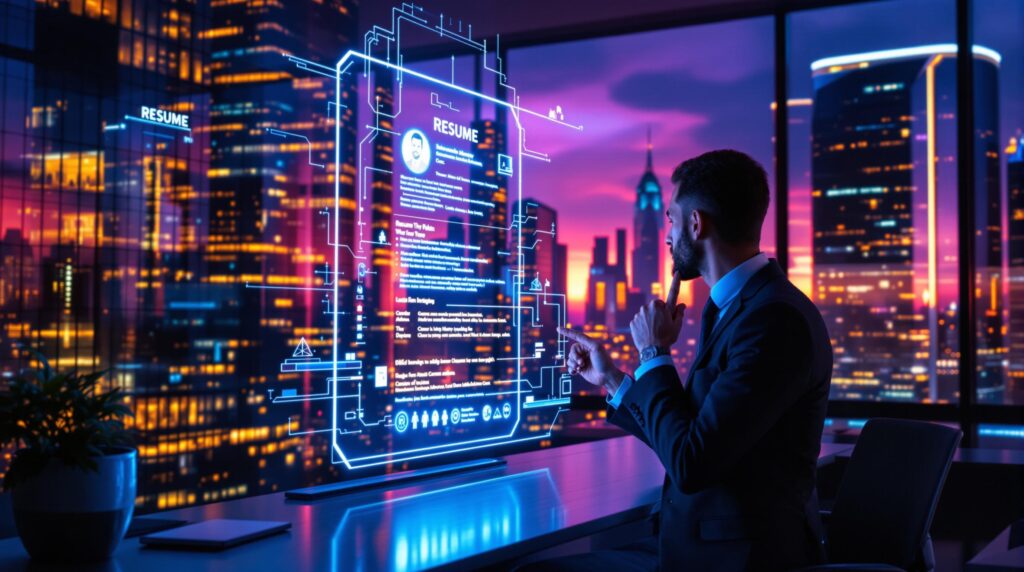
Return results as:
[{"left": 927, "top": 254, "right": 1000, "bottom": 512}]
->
[{"left": 799, "top": 418, "right": 961, "bottom": 572}]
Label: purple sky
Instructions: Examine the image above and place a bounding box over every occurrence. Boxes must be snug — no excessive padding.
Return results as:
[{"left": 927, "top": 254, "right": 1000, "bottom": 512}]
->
[{"left": 507, "top": 17, "right": 776, "bottom": 319}]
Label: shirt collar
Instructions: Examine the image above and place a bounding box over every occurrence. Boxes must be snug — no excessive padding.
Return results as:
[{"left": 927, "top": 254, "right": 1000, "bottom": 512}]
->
[{"left": 709, "top": 252, "right": 770, "bottom": 310}]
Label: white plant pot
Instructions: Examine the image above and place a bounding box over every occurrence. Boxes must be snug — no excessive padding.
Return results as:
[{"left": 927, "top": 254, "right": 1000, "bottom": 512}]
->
[{"left": 11, "top": 447, "right": 136, "bottom": 564}]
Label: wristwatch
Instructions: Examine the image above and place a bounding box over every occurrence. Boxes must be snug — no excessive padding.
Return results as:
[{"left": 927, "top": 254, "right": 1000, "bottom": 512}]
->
[{"left": 639, "top": 345, "right": 670, "bottom": 363}]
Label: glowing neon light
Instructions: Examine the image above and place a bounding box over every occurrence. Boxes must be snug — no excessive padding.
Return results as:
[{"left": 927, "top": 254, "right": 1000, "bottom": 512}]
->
[{"left": 811, "top": 44, "right": 1001, "bottom": 72}]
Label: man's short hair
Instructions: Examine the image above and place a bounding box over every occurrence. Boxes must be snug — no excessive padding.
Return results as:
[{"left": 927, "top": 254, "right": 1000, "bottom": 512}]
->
[
  {"left": 670, "top": 149, "right": 770, "bottom": 244},
  {"left": 411, "top": 132, "right": 424, "bottom": 142}
]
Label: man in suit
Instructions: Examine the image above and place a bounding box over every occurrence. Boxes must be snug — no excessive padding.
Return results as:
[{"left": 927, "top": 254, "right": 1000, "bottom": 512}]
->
[{"left": 526, "top": 150, "right": 833, "bottom": 571}]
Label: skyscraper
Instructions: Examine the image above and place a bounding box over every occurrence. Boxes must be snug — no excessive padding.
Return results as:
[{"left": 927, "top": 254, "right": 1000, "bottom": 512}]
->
[
  {"left": 586, "top": 229, "right": 642, "bottom": 331},
  {"left": 202, "top": 0, "right": 359, "bottom": 502},
  {"left": 632, "top": 129, "right": 664, "bottom": 299},
  {"left": 810, "top": 45, "right": 1002, "bottom": 402},
  {"left": 1008, "top": 134, "right": 1024, "bottom": 402}
]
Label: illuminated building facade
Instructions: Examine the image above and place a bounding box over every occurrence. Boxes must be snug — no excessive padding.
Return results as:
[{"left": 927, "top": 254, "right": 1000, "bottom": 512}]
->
[
  {"left": 1008, "top": 135, "right": 1024, "bottom": 402},
  {"left": 0, "top": 0, "right": 359, "bottom": 512},
  {"left": 202, "top": 0, "right": 358, "bottom": 503},
  {"left": 811, "top": 45, "right": 1003, "bottom": 402},
  {"left": 585, "top": 229, "right": 642, "bottom": 332},
  {"left": 0, "top": 0, "right": 217, "bottom": 511}
]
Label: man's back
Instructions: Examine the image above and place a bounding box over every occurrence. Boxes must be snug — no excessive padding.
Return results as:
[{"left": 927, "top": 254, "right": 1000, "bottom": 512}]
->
[{"left": 610, "top": 260, "right": 833, "bottom": 570}]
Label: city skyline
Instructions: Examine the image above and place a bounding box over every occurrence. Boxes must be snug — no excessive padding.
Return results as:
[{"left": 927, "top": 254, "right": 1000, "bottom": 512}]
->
[{"left": 2, "top": 0, "right": 1023, "bottom": 516}]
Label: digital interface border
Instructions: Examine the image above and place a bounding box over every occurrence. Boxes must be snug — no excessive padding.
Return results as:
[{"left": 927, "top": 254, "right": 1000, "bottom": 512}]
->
[{"left": 252, "top": 4, "right": 584, "bottom": 471}]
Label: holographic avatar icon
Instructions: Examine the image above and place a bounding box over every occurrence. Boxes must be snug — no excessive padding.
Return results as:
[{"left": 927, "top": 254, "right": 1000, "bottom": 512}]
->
[
  {"left": 394, "top": 411, "right": 409, "bottom": 433},
  {"left": 400, "top": 128, "right": 431, "bottom": 175}
]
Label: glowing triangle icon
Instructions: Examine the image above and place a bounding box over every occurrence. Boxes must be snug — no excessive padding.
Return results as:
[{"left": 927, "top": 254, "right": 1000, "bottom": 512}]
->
[{"left": 293, "top": 337, "right": 314, "bottom": 358}]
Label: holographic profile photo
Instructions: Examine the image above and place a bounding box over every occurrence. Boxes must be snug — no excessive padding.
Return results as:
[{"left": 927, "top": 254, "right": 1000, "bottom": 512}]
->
[{"left": 401, "top": 128, "right": 431, "bottom": 175}]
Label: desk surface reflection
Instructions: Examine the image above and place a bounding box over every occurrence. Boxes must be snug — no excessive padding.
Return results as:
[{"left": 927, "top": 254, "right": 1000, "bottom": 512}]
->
[{"left": 0, "top": 437, "right": 851, "bottom": 571}]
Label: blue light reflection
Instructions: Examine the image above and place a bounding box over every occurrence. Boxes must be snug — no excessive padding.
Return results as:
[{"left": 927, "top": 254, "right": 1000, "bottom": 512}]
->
[{"left": 332, "top": 470, "right": 564, "bottom": 572}]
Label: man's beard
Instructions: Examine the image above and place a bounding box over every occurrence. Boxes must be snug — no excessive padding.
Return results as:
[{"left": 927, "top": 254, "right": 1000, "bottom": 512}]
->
[{"left": 671, "top": 231, "right": 702, "bottom": 281}]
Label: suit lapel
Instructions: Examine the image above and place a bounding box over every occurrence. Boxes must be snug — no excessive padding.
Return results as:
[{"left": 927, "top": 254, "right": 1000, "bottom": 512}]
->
[
  {"left": 691, "top": 297, "right": 744, "bottom": 369},
  {"left": 689, "top": 259, "right": 785, "bottom": 370}
]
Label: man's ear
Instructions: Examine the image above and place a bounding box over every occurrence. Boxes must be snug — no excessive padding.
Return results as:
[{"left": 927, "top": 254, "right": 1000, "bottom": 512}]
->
[{"left": 691, "top": 209, "right": 709, "bottom": 240}]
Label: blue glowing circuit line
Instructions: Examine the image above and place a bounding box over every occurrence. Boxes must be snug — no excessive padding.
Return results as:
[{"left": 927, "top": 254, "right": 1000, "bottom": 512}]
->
[
  {"left": 284, "top": 54, "right": 348, "bottom": 80},
  {"left": 288, "top": 416, "right": 364, "bottom": 437},
  {"left": 342, "top": 50, "right": 582, "bottom": 131},
  {"left": 333, "top": 408, "right": 568, "bottom": 469},
  {"left": 429, "top": 92, "right": 460, "bottom": 112},
  {"left": 142, "top": 130, "right": 175, "bottom": 140},
  {"left": 124, "top": 114, "right": 192, "bottom": 133},
  {"left": 436, "top": 11, "right": 485, "bottom": 52},
  {"left": 272, "top": 380, "right": 357, "bottom": 403},
  {"left": 276, "top": 394, "right": 333, "bottom": 403},
  {"left": 354, "top": 131, "right": 389, "bottom": 246},
  {"left": 332, "top": 55, "right": 343, "bottom": 470},
  {"left": 326, "top": 101, "right": 347, "bottom": 120},
  {"left": 266, "top": 128, "right": 325, "bottom": 169},
  {"left": 523, "top": 398, "right": 570, "bottom": 409},
  {"left": 363, "top": 125, "right": 400, "bottom": 137},
  {"left": 319, "top": 211, "right": 367, "bottom": 260}
]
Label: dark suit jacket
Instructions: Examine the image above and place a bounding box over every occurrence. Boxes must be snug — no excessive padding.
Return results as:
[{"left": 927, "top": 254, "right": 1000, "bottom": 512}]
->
[{"left": 610, "top": 259, "right": 833, "bottom": 571}]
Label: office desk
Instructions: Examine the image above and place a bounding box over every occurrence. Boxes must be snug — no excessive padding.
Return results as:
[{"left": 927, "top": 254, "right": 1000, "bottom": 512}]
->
[
  {"left": 0, "top": 437, "right": 852, "bottom": 571},
  {"left": 967, "top": 521, "right": 1024, "bottom": 571}
]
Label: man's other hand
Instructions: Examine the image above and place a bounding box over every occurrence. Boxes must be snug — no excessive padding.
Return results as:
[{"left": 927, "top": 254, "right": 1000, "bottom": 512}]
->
[
  {"left": 630, "top": 272, "right": 686, "bottom": 352},
  {"left": 558, "top": 327, "right": 625, "bottom": 395}
]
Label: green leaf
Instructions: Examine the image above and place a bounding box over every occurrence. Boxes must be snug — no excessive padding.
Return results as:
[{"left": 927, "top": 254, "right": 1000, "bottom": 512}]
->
[{"left": 0, "top": 355, "right": 132, "bottom": 490}]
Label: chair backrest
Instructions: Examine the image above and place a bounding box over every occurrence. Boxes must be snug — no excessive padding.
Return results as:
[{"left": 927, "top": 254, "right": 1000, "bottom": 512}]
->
[{"left": 826, "top": 418, "right": 961, "bottom": 567}]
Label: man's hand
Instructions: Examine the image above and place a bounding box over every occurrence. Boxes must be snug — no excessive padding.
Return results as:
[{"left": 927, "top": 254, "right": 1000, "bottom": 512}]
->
[
  {"left": 558, "top": 327, "right": 625, "bottom": 395},
  {"left": 630, "top": 272, "right": 687, "bottom": 352}
]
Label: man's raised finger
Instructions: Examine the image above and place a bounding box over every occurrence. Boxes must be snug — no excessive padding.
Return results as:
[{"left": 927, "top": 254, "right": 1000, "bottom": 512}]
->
[
  {"left": 558, "top": 326, "right": 597, "bottom": 349},
  {"left": 666, "top": 271, "right": 682, "bottom": 309}
]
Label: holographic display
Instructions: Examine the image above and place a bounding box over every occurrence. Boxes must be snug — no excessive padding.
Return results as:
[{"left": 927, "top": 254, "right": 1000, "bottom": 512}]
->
[{"left": 251, "top": 4, "right": 583, "bottom": 470}]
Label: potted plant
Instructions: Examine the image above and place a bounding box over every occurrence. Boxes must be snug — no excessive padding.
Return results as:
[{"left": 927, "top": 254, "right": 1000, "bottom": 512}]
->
[{"left": 0, "top": 351, "right": 136, "bottom": 564}]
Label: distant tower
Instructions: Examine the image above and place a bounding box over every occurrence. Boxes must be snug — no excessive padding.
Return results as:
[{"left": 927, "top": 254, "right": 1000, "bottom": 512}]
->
[{"left": 632, "top": 127, "right": 663, "bottom": 298}]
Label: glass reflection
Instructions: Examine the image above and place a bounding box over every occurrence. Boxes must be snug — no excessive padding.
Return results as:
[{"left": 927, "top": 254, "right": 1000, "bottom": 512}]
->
[{"left": 332, "top": 470, "right": 563, "bottom": 572}]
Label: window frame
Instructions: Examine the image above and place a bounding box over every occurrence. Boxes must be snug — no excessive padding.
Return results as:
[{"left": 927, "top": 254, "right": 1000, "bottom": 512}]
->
[{"left": 401, "top": 0, "right": 1024, "bottom": 445}]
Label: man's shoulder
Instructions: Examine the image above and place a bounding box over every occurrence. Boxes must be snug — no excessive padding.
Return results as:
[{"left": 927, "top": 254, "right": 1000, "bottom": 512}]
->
[
  {"left": 743, "top": 275, "right": 824, "bottom": 329},
  {"left": 730, "top": 280, "right": 832, "bottom": 366},
  {"left": 753, "top": 273, "right": 815, "bottom": 307}
]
